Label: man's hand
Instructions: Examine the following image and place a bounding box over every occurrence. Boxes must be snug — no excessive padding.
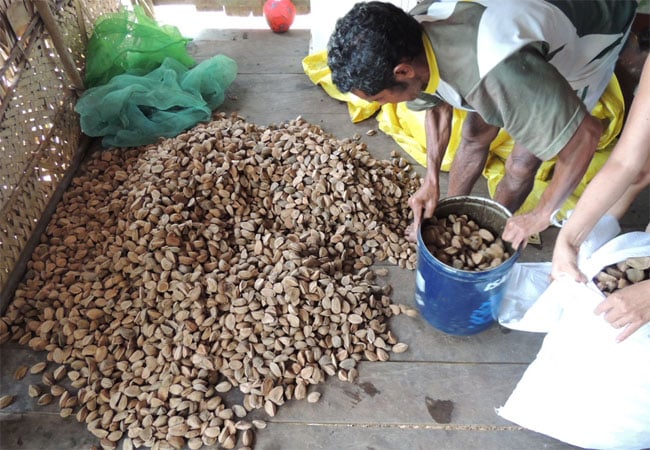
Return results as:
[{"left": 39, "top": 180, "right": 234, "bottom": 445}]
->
[
  {"left": 594, "top": 280, "right": 650, "bottom": 342},
  {"left": 406, "top": 178, "right": 440, "bottom": 242},
  {"left": 502, "top": 210, "right": 552, "bottom": 250}
]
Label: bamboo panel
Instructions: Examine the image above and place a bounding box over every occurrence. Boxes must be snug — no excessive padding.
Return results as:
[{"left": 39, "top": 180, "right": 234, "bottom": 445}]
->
[{"left": 0, "top": 0, "right": 120, "bottom": 304}]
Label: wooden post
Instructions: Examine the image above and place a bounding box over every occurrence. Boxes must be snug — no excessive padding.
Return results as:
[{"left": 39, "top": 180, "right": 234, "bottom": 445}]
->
[
  {"left": 72, "top": 0, "right": 89, "bottom": 47},
  {"left": 33, "top": 0, "right": 85, "bottom": 91}
]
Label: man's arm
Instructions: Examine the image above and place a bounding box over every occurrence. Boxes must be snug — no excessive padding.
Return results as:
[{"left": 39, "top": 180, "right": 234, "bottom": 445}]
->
[
  {"left": 502, "top": 113, "right": 602, "bottom": 249},
  {"left": 406, "top": 103, "right": 453, "bottom": 240},
  {"left": 448, "top": 112, "right": 499, "bottom": 196},
  {"left": 463, "top": 46, "right": 608, "bottom": 249},
  {"left": 424, "top": 103, "right": 453, "bottom": 179}
]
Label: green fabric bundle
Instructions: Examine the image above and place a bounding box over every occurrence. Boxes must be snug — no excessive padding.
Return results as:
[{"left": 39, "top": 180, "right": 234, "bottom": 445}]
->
[
  {"left": 76, "top": 56, "right": 237, "bottom": 148},
  {"left": 84, "top": 6, "right": 196, "bottom": 89}
]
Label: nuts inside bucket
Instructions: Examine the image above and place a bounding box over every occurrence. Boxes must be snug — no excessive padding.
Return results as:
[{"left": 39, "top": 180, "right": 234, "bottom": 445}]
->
[{"left": 421, "top": 213, "right": 510, "bottom": 271}]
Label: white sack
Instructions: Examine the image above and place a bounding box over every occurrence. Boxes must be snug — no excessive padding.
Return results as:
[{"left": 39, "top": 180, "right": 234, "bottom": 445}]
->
[
  {"left": 497, "top": 277, "right": 650, "bottom": 450},
  {"left": 497, "top": 231, "right": 650, "bottom": 450},
  {"left": 498, "top": 214, "right": 621, "bottom": 332}
]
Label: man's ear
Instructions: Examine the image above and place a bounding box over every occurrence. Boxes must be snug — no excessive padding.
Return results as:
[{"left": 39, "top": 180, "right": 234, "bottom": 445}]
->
[{"left": 393, "top": 63, "right": 415, "bottom": 81}]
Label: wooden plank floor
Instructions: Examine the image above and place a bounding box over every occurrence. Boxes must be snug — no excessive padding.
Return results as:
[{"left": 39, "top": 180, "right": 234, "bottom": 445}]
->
[{"left": 1, "top": 28, "right": 647, "bottom": 450}]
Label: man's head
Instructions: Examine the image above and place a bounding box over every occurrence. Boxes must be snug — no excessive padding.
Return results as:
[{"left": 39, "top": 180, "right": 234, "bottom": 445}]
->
[{"left": 327, "top": 1, "right": 427, "bottom": 103}]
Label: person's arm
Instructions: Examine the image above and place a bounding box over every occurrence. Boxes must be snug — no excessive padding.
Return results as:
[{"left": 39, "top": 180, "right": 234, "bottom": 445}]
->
[
  {"left": 406, "top": 102, "right": 452, "bottom": 241},
  {"left": 551, "top": 57, "right": 650, "bottom": 343},
  {"left": 552, "top": 56, "right": 650, "bottom": 282},
  {"left": 447, "top": 112, "right": 499, "bottom": 196},
  {"left": 465, "top": 46, "right": 602, "bottom": 249},
  {"left": 502, "top": 113, "right": 602, "bottom": 250}
]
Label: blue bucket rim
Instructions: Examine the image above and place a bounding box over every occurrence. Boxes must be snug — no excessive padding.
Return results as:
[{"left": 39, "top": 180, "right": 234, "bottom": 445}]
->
[{"left": 416, "top": 195, "right": 521, "bottom": 275}]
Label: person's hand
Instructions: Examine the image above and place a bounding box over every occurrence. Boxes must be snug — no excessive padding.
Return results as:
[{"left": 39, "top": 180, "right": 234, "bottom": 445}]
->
[
  {"left": 502, "top": 210, "right": 552, "bottom": 250},
  {"left": 551, "top": 235, "right": 587, "bottom": 283},
  {"left": 406, "top": 178, "right": 440, "bottom": 242},
  {"left": 594, "top": 279, "right": 650, "bottom": 342}
]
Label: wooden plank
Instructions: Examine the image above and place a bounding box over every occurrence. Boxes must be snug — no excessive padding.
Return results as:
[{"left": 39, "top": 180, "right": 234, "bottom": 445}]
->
[
  {"left": 191, "top": 29, "right": 310, "bottom": 48},
  {"left": 0, "top": 412, "right": 97, "bottom": 450},
  {"left": 0, "top": 412, "right": 577, "bottom": 450},
  {"left": 387, "top": 312, "right": 545, "bottom": 364},
  {"left": 245, "top": 361, "right": 531, "bottom": 426},
  {"left": 189, "top": 29, "right": 311, "bottom": 74},
  {"left": 218, "top": 74, "right": 344, "bottom": 118},
  {"left": 251, "top": 423, "right": 577, "bottom": 450}
]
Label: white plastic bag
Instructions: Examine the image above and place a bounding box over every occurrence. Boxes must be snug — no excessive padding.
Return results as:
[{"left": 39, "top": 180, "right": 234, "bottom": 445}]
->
[
  {"left": 497, "top": 262, "right": 555, "bottom": 332},
  {"left": 498, "top": 213, "right": 621, "bottom": 332},
  {"left": 497, "top": 278, "right": 650, "bottom": 450},
  {"left": 497, "top": 231, "right": 650, "bottom": 450}
]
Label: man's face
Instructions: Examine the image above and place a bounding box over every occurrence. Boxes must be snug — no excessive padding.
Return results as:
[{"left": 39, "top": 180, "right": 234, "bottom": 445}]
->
[
  {"left": 352, "top": 65, "right": 428, "bottom": 105},
  {"left": 353, "top": 81, "right": 420, "bottom": 105},
  {"left": 353, "top": 88, "right": 410, "bottom": 105}
]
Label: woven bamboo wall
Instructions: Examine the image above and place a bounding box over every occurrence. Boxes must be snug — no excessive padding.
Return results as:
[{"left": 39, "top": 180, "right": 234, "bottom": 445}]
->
[{"left": 0, "top": 0, "right": 120, "bottom": 304}]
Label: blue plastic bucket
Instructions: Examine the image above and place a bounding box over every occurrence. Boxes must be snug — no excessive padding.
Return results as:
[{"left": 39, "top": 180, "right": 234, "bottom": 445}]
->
[{"left": 415, "top": 196, "right": 521, "bottom": 335}]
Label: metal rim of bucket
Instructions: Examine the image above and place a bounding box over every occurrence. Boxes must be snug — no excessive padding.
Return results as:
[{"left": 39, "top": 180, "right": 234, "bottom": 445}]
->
[{"left": 417, "top": 195, "right": 522, "bottom": 275}]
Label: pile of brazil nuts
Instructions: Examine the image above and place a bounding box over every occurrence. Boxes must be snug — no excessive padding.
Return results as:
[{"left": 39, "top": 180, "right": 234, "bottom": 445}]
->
[
  {"left": 421, "top": 214, "right": 511, "bottom": 271},
  {"left": 0, "top": 113, "right": 421, "bottom": 450},
  {"left": 593, "top": 256, "right": 650, "bottom": 294}
]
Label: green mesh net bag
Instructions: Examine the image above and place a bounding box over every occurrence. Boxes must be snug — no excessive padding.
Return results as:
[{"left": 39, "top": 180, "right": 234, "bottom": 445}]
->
[
  {"left": 84, "top": 6, "right": 196, "bottom": 88},
  {"left": 75, "top": 56, "right": 238, "bottom": 148}
]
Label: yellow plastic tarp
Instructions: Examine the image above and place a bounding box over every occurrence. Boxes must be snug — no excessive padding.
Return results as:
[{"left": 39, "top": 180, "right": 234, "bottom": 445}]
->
[{"left": 303, "top": 50, "right": 625, "bottom": 216}]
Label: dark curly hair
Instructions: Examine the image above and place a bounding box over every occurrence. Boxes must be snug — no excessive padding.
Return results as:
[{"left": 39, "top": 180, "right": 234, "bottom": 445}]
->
[{"left": 327, "top": 1, "right": 424, "bottom": 96}]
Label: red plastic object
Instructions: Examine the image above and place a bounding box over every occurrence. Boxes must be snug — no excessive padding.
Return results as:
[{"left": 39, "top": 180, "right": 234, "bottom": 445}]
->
[{"left": 263, "top": 0, "right": 296, "bottom": 33}]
